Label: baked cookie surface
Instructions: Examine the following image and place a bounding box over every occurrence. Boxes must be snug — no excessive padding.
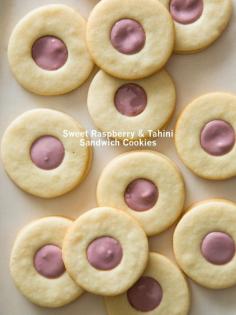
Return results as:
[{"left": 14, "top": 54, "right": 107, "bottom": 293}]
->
[
  {"left": 10, "top": 217, "right": 83, "bottom": 308},
  {"left": 86, "top": 0, "right": 174, "bottom": 79},
  {"left": 1, "top": 109, "right": 91, "bottom": 198},
  {"left": 105, "top": 253, "right": 190, "bottom": 315},
  {"left": 8, "top": 5, "right": 94, "bottom": 95},
  {"left": 97, "top": 151, "right": 185, "bottom": 236},
  {"left": 175, "top": 93, "right": 236, "bottom": 180},
  {"left": 88, "top": 70, "right": 176, "bottom": 139},
  {"left": 62, "top": 207, "right": 149, "bottom": 296},
  {"left": 174, "top": 199, "right": 236, "bottom": 289},
  {"left": 159, "top": 0, "right": 232, "bottom": 53}
]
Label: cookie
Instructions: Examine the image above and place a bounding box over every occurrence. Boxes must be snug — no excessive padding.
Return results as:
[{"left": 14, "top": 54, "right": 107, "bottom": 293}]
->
[
  {"left": 174, "top": 199, "right": 236, "bottom": 289},
  {"left": 175, "top": 93, "right": 236, "bottom": 180},
  {"left": 8, "top": 5, "right": 94, "bottom": 95},
  {"left": 1, "top": 109, "right": 91, "bottom": 198},
  {"left": 88, "top": 70, "right": 176, "bottom": 139},
  {"left": 105, "top": 253, "right": 190, "bottom": 315},
  {"left": 86, "top": 0, "right": 174, "bottom": 80},
  {"left": 159, "top": 0, "right": 232, "bottom": 53},
  {"left": 97, "top": 151, "right": 185, "bottom": 236},
  {"left": 10, "top": 217, "right": 83, "bottom": 308},
  {"left": 62, "top": 207, "right": 149, "bottom": 296}
]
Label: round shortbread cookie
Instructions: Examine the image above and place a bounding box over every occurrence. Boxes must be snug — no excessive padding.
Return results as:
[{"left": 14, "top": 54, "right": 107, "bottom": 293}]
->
[
  {"left": 159, "top": 0, "right": 232, "bottom": 53},
  {"left": 105, "top": 253, "right": 190, "bottom": 315},
  {"left": 1, "top": 109, "right": 91, "bottom": 198},
  {"left": 86, "top": 0, "right": 174, "bottom": 80},
  {"left": 174, "top": 199, "right": 236, "bottom": 289},
  {"left": 10, "top": 217, "right": 83, "bottom": 308},
  {"left": 8, "top": 5, "right": 94, "bottom": 95},
  {"left": 175, "top": 93, "right": 236, "bottom": 180},
  {"left": 62, "top": 207, "right": 149, "bottom": 296},
  {"left": 87, "top": 70, "right": 176, "bottom": 139},
  {"left": 97, "top": 151, "right": 185, "bottom": 236}
]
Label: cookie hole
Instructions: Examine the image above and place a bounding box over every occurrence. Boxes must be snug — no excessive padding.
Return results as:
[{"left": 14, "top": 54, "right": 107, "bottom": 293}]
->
[
  {"left": 200, "top": 119, "right": 235, "bottom": 156},
  {"left": 110, "top": 19, "right": 146, "bottom": 55},
  {"left": 127, "top": 276, "right": 163, "bottom": 311},
  {"left": 30, "top": 135, "right": 65, "bottom": 170},
  {"left": 34, "top": 244, "right": 65, "bottom": 279},
  {"left": 114, "top": 83, "right": 147, "bottom": 117},
  {"left": 201, "top": 231, "right": 235, "bottom": 265},
  {"left": 124, "top": 178, "right": 158, "bottom": 211},
  {"left": 32, "top": 35, "right": 68, "bottom": 71},
  {"left": 87, "top": 236, "right": 123, "bottom": 270},
  {"left": 169, "top": 0, "right": 204, "bottom": 25}
]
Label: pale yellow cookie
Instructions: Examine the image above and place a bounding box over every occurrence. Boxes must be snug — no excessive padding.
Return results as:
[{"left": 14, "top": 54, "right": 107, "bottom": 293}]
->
[
  {"left": 1, "top": 109, "right": 91, "bottom": 198},
  {"left": 10, "top": 217, "right": 83, "bottom": 308},
  {"left": 174, "top": 199, "right": 236, "bottom": 289},
  {"left": 175, "top": 93, "right": 236, "bottom": 180},
  {"left": 87, "top": 70, "right": 176, "bottom": 139},
  {"left": 105, "top": 253, "right": 190, "bottom": 315},
  {"left": 86, "top": 0, "right": 174, "bottom": 79},
  {"left": 159, "top": 0, "right": 232, "bottom": 53},
  {"left": 8, "top": 5, "right": 94, "bottom": 95},
  {"left": 62, "top": 207, "right": 149, "bottom": 296},
  {"left": 97, "top": 151, "right": 185, "bottom": 236}
]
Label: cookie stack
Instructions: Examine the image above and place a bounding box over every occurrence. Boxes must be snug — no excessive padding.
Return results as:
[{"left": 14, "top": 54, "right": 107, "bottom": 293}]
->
[
  {"left": 10, "top": 207, "right": 190, "bottom": 314},
  {"left": 1, "top": 0, "right": 235, "bottom": 314},
  {"left": 87, "top": 0, "right": 232, "bottom": 140}
]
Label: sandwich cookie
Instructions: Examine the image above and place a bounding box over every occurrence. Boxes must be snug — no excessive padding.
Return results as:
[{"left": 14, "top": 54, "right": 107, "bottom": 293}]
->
[
  {"left": 174, "top": 199, "right": 236, "bottom": 289},
  {"left": 159, "top": 0, "right": 232, "bottom": 53},
  {"left": 105, "top": 253, "right": 190, "bottom": 315},
  {"left": 1, "top": 109, "right": 91, "bottom": 198},
  {"left": 88, "top": 70, "right": 176, "bottom": 139},
  {"left": 10, "top": 217, "right": 83, "bottom": 308},
  {"left": 62, "top": 207, "right": 149, "bottom": 295},
  {"left": 8, "top": 5, "right": 93, "bottom": 95},
  {"left": 97, "top": 151, "right": 185, "bottom": 236},
  {"left": 175, "top": 93, "right": 236, "bottom": 180},
  {"left": 87, "top": 0, "right": 174, "bottom": 79}
]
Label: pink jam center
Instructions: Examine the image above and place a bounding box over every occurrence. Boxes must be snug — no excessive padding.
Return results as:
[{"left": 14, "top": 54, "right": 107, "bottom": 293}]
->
[
  {"left": 124, "top": 178, "right": 158, "bottom": 211},
  {"left": 34, "top": 245, "right": 65, "bottom": 278},
  {"left": 30, "top": 135, "right": 65, "bottom": 170},
  {"left": 87, "top": 236, "right": 123, "bottom": 270},
  {"left": 110, "top": 19, "right": 146, "bottom": 55},
  {"left": 170, "top": 0, "right": 203, "bottom": 25},
  {"left": 200, "top": 120, "right": 235, "bottom": 156},
  {"left": 114, "top": 84, "right": 147, "bottom": 116},
  {"left": 127, "top": 276, "right": 163, "bottom": 312},
  {"left": 201, "top": 232, "right": 235, "bottom": 265},
  {"left": 32, "top": 36, "right": 68, "bottom": 70}
]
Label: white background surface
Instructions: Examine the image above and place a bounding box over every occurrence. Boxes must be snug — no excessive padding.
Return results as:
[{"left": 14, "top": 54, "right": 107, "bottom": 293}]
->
[{"left": 1, "top": 0, "right": 236, "bottom": 314}]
